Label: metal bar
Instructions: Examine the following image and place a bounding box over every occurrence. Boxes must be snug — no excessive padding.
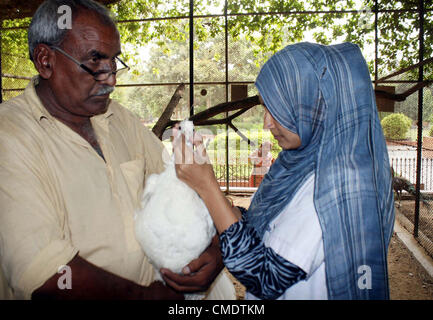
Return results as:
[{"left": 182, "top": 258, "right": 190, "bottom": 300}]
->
[
  {"left": 2, "top": 7, "right": 433, "bottom": 31},
  {"left": 377, "top": 80, "right": 433, "bottom": 83},
  {"left": 113, "top": 79, "right": 433, "bottom": 88},
  {"left": 228, "top": 122, "right": 252, "bottom": 145},
  {"left": 0, "top": 26, "right": 29, "bottom": 31},
  {"left": 1, "top": 73, "right": 32, "bottom": 80},
  {"left": 224, "top": 0, "right": 229, "bottom": 193},
  {"left": 115, "top": 81, "right": 255, "bottom": 87},
  {"left": 189, "top": 0, "right": 194, "bottom": 117},
  {"left": 2, "top": 88, "right": 26, "bottom": 92},
  {"left": 374, "top": 0, "right": 378, "bottom": 85},
  {"left": 115, "top": 8, "right": 433, "bottom": 22},
  {"left": 414, "top": 0, "right": 425, "bottom": 238}
]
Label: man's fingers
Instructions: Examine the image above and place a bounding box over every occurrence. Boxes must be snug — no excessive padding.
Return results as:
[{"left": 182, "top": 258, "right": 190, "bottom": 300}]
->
[
  {"left": 184, "top": 257, "right": 206, "bottom": 275},
  {"left": 160, "top": 269, "right": 205, "bottom": 292}
]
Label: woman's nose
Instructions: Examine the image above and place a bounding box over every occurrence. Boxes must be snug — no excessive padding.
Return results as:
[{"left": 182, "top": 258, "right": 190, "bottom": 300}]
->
[{"left": 263, "top": 109, "right": 275, "bottom": 129}]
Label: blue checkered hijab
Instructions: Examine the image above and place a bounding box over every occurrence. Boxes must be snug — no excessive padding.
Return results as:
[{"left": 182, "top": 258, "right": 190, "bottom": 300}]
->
[{"left": 246, "top": 42, "right": 395, "bottom": 299}]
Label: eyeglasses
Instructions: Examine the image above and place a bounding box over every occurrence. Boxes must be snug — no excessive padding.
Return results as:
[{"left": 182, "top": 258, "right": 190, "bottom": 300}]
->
[{"left": 50, "top": 46, "right": 129, "bottom": 81}]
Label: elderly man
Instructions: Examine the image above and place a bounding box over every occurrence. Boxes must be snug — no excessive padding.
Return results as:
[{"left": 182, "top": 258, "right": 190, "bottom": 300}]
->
[{"left": 0, "top": 0, "right": 225, "bottom": 299}]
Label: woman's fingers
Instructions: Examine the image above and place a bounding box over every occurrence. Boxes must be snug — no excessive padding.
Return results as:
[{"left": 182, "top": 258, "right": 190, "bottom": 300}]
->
[
  {"left": 174, "top": 130, "right": 210, "bottom": 165},
  {"left": 191, "top": 132, "right": 209, "bottom": 165},
  {"left": 173, "top": 133, "right": 194, "bottom": 165},
  {"left": 192, "top": 132, "right": 203, "bottom": 146}
]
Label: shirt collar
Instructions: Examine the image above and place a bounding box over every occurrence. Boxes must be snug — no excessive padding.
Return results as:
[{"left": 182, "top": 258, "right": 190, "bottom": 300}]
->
[{"left": 25, "top": 76, "right": 52, "bottom": 122}]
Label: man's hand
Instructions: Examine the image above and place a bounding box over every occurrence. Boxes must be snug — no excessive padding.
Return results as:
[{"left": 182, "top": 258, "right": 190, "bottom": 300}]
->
[
  {"left": 160, "top": 235, "right": 223, "bottom": 293},
  {"left": 31, "top": 254, "right": 184, "bottom": 300}
]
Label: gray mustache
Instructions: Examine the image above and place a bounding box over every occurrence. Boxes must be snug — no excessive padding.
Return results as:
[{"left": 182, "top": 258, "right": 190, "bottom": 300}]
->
[{"left": 95, "top": 86, "right": 115, "bottom": 96}]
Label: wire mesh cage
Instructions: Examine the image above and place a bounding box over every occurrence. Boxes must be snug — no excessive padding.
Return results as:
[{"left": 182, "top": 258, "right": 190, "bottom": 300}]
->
[{"left": 1, "top": 26, "right": 35, "bottom": 101}]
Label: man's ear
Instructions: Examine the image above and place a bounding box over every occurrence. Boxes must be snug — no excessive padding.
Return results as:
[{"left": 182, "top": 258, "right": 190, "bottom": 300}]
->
[{"left": 33, "top": 44, "right": 56, "bottom": 79}]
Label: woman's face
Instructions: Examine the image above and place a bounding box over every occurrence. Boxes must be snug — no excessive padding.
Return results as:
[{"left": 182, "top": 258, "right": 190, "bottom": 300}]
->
[{"left": 260, "top": 96, "right": 301, "bottom": 150}]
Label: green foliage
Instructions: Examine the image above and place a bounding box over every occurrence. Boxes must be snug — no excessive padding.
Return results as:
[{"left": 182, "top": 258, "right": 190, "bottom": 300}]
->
[
  {"left": 381, "top": 113, "right": 413, "bottom": 140},
  {"left": 1, "top": 20, "right": 36, "bottom": 100},
  {"left": 207, "top": 129, "right": 282, "bottom": 163},
  {"left": 1, "top": 0, "right": 432, "bottom": 126},
  {"left": 428, "top": 111, "right": 433, "bottom": 124}
]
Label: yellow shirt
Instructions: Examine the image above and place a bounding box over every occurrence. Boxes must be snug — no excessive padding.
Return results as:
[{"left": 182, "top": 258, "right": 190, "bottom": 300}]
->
[{"left": 0, "top": 78, "right": 166, "bottom": 299}]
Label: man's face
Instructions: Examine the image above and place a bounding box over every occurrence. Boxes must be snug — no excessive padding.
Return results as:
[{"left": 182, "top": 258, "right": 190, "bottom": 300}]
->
[{"left": 49, "top": 11, "right": 121, "bottom": 117}]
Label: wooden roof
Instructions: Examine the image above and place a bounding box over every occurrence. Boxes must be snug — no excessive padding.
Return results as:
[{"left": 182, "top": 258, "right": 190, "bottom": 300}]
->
[{"left": 0, "top": 0, "right": 120, "bottom": 21}]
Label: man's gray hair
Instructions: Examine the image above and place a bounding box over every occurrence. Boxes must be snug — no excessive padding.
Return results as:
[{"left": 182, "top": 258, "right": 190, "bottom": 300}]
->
[{"left": 28, "top": 0, "right": 117, "bottom": 61}]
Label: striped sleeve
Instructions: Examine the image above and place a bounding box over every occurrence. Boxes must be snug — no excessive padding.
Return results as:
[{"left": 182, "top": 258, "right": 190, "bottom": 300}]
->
[{"left": 219, "top": 219, "right": 306, "bottom": 300}]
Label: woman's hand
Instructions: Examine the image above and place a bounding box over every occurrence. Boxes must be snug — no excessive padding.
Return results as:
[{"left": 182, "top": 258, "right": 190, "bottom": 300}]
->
[
  {"left": 173, "top": 126, "right": 219, "bottom": 197},
  {"left": 172, "top": 125, "right": 239, "bottom": 233}
]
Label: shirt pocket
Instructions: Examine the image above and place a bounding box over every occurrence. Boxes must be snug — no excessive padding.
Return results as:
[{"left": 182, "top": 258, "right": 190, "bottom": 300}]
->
[
  {"left": 120, "top": 159, "right": 145, "bottom": 209},
  {"left": 120, "top": 159, "right": 146, "bottom": 253}
]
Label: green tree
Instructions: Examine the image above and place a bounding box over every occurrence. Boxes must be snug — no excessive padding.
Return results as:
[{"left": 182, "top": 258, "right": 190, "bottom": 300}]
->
[
  {"left": 1, "top": 0, "right": 431, "bottom": 110},
  {"left": 381, "top": 113, "right": 413, "bottom": 140}
]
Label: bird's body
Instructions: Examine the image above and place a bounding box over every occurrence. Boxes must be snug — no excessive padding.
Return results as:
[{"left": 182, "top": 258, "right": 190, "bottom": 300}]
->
[
  {"left": 134, "top": 120, "right": 235, "bottom": 300},
  {"left": 135, "top": 158, "right": 216, "bottom": 275},
  {"left": 391, "top": 168, "right": 431, "bottom": 207}
]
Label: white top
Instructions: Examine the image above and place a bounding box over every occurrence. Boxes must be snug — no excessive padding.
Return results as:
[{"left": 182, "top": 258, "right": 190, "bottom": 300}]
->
[{"left": 246, "top": 173, "right": 328, "bottom": 300}]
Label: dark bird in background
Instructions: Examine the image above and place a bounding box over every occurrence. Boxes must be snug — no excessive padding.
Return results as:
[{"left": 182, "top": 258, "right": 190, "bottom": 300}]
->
[{"left": 391, "top": 167, "right": 431, "bottom": 207}]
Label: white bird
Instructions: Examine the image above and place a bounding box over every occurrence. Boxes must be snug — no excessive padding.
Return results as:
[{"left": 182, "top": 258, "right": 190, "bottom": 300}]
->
[{"left": 134, "top": 120, "right": 235, "bottom": 300}]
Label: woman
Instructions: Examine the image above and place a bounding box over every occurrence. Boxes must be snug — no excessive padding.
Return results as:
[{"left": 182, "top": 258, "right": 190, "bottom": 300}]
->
[{"left": 173, "top": 42, "right": 395, "bottom": 300}]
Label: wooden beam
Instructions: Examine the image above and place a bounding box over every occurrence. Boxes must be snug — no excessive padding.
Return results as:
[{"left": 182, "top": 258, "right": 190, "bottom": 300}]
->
[
  {"left": 374, "top": 81, "right": 432, "bottom": 103},
  {"left": 189, "top": 95, "right": 260, "bottom": 124},
  {"left": 376, "top": 57, "right": 433, "bottom": 83},
  {"left": 151, "top": 83, "right": 185, "bottom": 139},
  {"left": 151, "top": 93, "right": 261, "bottom": 140}
]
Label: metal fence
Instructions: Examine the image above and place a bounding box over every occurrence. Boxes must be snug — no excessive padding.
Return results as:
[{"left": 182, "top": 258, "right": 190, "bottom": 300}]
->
[
  {"left": 390, "top": 155, "right": 433, "bottom": 259},
  {"left": 214, "top": 163, "right": 254, "bottom": 187},
  {"left": 391, "top": 157, "right": 433, "bottom": 191},
  {"left": 215, "top": 156, "right": 433, "bottom": 192}
]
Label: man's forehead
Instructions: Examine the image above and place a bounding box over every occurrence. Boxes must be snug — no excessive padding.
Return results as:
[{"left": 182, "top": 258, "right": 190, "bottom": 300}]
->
[
  {"left": 75, "top": 25, "right": 118, "bottom": 41},
  {"left": 66, "top": 10, "right": 120, "bottom": 47},
  {"left": 67, "top": 22, "right": 120, "bottom": 54},
  {"left": 71, "top": 24, "right": 119, "bottom": 42}
]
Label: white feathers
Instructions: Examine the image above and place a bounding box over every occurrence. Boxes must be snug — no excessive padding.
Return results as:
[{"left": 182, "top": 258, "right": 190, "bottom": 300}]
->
[
  {"left": 135, "top": 120, "right": 215, "bottom": 276},
  {"left": 134, "top": 120, "right": 236, "bottom": 300},
  {"left": 134, "top": 157, "right": 216, "bottom": 275},
  {"left": 180, "top": 120, "right": 194, "bottom": 148}
]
